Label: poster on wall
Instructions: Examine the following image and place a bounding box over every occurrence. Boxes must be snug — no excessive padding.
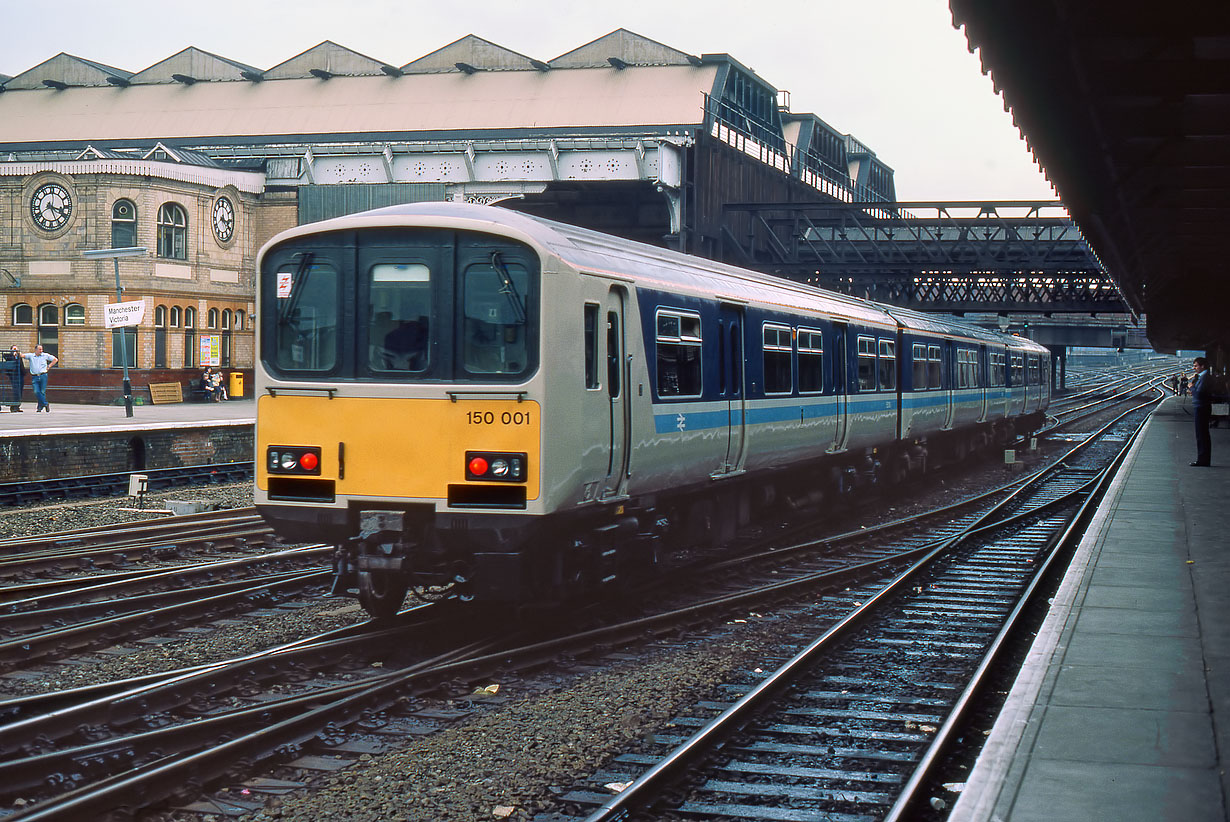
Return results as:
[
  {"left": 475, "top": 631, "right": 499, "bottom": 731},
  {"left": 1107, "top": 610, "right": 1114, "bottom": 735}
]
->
[{"left": 199, "top": 335, "right": 221, "bottom": 366}]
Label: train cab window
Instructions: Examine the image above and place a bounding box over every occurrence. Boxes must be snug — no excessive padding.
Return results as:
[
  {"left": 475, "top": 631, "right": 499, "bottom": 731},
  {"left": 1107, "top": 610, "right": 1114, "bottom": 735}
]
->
[
  {"left": 763, "top": 323, "right": 793, "bottom": 395},
  {"left": 272, "top": 257, "right": 339, "bottom": 373},
  {"left": 369, "top": 263, "right": 432, "bottom": 373},
  {"left": 857, "top": 336, "right": 876, "bottom": 391},
  {"left": 583, "top": 304, "right": 599, "bottom": 389},
  {"left": 798, "top": 329, "right": 823, "bottom": 393},
  {"left": 656, "top": 309, "right": 702, "bottom": 397},
  {"left": 461, "top": 255, "right": 531, "bottom": 375},
  {"left": 878, "top": 339, "right": 896, "bottom": 390},
  {"left": 927, "top": 345, "right": 942, "bottom": 389},
  {"left": 912, "top": 343, "right": 927, "bottom": 389}
]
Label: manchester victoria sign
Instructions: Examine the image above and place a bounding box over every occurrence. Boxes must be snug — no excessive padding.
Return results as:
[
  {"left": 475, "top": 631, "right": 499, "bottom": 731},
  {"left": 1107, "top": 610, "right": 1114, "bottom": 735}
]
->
[{"left": 104, "top": 299, "right": 146, "bottom": 328}]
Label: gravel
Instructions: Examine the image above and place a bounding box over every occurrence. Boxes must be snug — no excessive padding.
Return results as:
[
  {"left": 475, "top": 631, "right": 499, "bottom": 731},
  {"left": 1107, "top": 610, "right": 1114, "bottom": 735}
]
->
[{"left": 0, "top": 443, "right": 1072, "bottom": 821}]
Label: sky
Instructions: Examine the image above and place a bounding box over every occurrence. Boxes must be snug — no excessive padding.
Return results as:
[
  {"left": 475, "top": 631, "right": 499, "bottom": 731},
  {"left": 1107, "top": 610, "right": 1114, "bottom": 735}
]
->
[{"left": 0, "top": 0, "right": 1057, "bottom": 202}]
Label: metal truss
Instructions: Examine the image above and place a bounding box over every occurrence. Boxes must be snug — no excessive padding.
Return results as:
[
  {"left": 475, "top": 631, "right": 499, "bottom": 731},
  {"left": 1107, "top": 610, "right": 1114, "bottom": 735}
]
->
[{"left": 721, "top": 200, "right": 1131, "bottom": 315}]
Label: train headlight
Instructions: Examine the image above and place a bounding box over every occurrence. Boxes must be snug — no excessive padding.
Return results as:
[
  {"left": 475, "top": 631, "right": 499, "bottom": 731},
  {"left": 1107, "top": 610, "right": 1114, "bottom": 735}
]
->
[
  {"left": 267, "top": 446, "right": 323, "bottom": 476},
  {"left": 465, "top": 451, "right": 527, "bottom": 483}
]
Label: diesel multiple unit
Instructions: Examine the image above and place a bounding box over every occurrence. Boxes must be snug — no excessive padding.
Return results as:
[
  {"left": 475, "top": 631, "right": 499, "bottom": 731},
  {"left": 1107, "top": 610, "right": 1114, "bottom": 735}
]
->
[{"left": 254, "top": 203, "right": 1051, "bottom": 616}]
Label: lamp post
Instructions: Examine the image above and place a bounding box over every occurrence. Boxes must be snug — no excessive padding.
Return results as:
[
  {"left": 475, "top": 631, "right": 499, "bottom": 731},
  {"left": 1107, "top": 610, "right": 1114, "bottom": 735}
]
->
[{"left": 83, "top": 246, "right": 147, "bottom": 417}]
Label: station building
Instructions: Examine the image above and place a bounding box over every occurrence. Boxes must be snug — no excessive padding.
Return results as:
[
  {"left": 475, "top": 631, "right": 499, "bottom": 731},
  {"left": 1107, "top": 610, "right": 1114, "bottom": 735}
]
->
[{"left": 0, "top": 30, "right": 895, "bottom": 404}]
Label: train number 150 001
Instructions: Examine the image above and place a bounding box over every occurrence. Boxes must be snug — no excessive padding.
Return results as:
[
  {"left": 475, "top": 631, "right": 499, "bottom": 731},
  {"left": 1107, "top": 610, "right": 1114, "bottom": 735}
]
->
[{"left": 466, "top": 410, "right": 532, "bottom": 426}]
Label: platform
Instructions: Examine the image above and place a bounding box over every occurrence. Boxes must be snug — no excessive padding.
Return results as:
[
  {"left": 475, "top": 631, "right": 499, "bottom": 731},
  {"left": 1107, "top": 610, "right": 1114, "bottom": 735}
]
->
[
  {"left": 951, "top": 396, "right": 1230, "bottom": 821},
  {"left": 0, "top": 399, "right": 254, "bottom": 437}
]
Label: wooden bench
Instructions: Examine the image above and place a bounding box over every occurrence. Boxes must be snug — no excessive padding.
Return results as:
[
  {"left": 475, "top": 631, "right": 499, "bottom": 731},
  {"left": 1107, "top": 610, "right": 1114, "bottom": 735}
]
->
[{"left": 147, "top": 382, "right": 184, "bottom": 404}]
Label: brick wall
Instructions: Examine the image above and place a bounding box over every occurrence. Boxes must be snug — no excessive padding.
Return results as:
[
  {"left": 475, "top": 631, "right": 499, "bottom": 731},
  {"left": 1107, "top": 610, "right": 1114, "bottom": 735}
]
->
[{"left": 0, "top": 424, "right": 253, "bottom": 482}]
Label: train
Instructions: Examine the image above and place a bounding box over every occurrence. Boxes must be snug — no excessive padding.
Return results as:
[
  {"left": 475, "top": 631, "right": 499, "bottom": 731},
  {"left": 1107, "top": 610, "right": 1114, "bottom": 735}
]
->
[{"left": 253, "top": 202, "right": 1051, "bottom": 617}]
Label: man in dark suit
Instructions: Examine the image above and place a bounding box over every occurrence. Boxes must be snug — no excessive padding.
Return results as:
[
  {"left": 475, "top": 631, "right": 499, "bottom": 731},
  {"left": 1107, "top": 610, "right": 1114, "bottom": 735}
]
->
[{"left": 1190, "top": 357, "right": 1213, "bottom": 467}]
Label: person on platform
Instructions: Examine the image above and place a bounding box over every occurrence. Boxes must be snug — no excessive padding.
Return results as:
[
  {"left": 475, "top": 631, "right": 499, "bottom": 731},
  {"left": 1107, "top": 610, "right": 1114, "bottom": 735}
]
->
[
  {"left": 3, "top": 346, "right": 24, "bottom": 411},
  {"left": 209, "top": 368, "right": 228, "bottom": 401},
  {"left": 21, "top": 344, "right": 57, "bottom": 412},
  {"left": 1190, "top": 357, "right": 1213, "bottom": 467}
]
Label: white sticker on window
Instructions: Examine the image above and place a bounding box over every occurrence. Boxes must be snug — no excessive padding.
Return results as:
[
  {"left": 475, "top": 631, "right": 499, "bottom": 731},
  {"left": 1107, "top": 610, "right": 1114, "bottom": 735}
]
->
[{"left": 277, "top": 272, "right": 293, "bottom": 298}]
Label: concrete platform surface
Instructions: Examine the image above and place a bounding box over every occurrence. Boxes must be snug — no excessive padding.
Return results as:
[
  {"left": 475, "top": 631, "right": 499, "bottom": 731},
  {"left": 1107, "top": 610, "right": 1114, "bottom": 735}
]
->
[
  {"left": 0, "top": 399, "right": 254, "bottom": 436},
  {"left": 951, "top": 396, "right": 1230, "bottom": 822}
]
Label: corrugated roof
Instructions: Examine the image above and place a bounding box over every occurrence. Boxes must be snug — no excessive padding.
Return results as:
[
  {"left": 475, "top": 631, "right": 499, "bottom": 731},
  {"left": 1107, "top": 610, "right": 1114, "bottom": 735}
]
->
[
  {"left": 129, "top": 47, "right": 260, "bottom": 84},
  {"left": 551, "top": 29, "right": 700, "bottom": 69},
  {"left": 3, "top": 52, "right": 132, "bottom": 90},
  {"left": 0, "top": 64, "right": 719, "bottom": 146},
  {"left": 264, "top": 41, "right": 394, "bottom": 80},
  {"left": 402, "top": 35, "right": 542, "bottom": 74}
]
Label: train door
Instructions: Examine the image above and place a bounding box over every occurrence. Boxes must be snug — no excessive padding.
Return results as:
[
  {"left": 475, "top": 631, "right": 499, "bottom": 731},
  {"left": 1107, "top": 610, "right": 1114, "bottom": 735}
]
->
[
  {"left": 600, "top": 288, "right": 631, "bottom": 499},
  {"left": 943, "top": 340, "right": 956, "bottom": 430},
  {"left": 978, "top": 345, "right": 988, "bottom": 421},
  {"left": 716, "top": 304, "right": 746, "bottom": 475},
  {"left": 830, "top": 322, "right": 850, "bottom": 451}
]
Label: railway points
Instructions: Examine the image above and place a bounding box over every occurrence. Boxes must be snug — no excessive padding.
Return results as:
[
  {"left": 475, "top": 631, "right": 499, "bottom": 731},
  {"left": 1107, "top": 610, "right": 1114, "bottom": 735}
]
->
[{"left": 950, "top": 396, "right": 1230, "bottom": 822}]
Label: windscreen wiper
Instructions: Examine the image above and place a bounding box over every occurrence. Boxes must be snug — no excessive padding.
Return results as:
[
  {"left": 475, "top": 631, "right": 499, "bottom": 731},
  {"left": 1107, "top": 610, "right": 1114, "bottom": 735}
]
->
[{"left": 490, "top": 252, "right": 527, "bottom": 325}]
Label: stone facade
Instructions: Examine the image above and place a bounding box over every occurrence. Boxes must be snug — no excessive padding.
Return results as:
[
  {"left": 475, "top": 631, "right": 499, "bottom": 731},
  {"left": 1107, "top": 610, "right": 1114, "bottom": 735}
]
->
[{"left": 0, "top": 158, "right": 262, "bottom": 402}]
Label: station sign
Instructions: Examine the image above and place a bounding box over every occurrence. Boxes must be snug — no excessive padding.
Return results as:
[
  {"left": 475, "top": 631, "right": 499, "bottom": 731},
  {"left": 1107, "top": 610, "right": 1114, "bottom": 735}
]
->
[{"left": 104, "top": 299, "right": 146, "bottom": 328}]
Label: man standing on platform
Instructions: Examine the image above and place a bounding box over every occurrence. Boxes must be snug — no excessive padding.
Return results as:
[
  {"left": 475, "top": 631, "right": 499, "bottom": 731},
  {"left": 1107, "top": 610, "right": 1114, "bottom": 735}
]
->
[
  {"left": 22, "top": 345, "right": 57, "bottom": 413},
  {"left": 2, "top": 346, "right": 23, "bottom": 411},
  {"left": 1190, "top": 357, "right": 1213, "bottom": 467}
]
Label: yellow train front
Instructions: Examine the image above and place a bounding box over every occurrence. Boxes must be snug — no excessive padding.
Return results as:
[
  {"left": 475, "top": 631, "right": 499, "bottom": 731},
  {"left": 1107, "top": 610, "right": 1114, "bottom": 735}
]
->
[{"left": 255, "top": 206, "right": 565, "bottom": 616}]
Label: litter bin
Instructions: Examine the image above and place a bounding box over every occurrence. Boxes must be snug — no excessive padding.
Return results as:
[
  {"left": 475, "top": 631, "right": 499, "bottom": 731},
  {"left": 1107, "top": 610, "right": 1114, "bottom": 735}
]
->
[{"left": 228, "top": 371, "right": 244, "bottom": 399}]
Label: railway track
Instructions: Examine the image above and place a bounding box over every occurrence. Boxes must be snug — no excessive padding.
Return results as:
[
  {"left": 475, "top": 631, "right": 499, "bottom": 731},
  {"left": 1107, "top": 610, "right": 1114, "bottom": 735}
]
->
[
  {"left": 0, "top": 397, "right": 1161, "bottom": 820},
  {"left": 555, "top": 399, "right": 1158, "bottom": 822},
  {"left": 0, "top": 461, "right": 254, "bottom": 507}
]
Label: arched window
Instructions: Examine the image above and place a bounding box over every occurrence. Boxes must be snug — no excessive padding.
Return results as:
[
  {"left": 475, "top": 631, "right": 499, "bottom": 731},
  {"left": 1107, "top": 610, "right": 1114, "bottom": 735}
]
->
[
  {"left": 37, "top": 303, "right": 59, "bottom": 357},
  {"left": 183, "top": 306, "right": 197, "bottom": 368},
  {"left": 235, "top": 309, "right": 245, "bottom": 331},
  {"left": 154, "top": 306, "right": 168, "bottom": 368},
  {"left": 184, "top": 306, "right": 196, "bottom": 328},
  {"left": 157, "top": 202, "right": 188, "bottom": 260},
  {"left": 222, "top": 309, "right": 232, "bottom": 330},
  {"left": 12, "top": 304, "right": 33, "bottom": 325},
  {"left": 112, "top": 199, "right": 137, "bottom": 248},
  {"left": 208, "top": 308, "right": 219, "bottom": 329},
  {"left": 64, "top": 304, "right": 85, "bottom": 326},
  {"left": 170, "top": 306, "right": 182, "bottom": 328}
]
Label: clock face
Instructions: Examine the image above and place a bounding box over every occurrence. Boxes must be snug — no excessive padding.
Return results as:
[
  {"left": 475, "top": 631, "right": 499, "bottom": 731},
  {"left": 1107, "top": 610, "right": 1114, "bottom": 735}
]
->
[
  {"left": 31, "top": 183, "right": 72, "bottom": 231},
  {"left": 212, "top": 196, "right": 235, "bottom": 243}
]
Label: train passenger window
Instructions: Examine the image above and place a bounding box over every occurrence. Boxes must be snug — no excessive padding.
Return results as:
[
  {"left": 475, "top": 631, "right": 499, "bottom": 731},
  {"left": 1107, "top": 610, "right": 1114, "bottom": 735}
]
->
[
  {"left": 878, "top": 340, "right": 896, "bottom": 390},
  {"left": 607, "top": 311, "right": 621, "bottom": 397},
  {"left": 912, "top": 343, "right": 927, "bottom": 389},
  {"left": 763, "top": 323, "right": 793, "bottom": 395},
  {"left": 656, "top": 309, "right": 702, "bottom": 398},
  {"left": 1010, "top": 354, "right": 1024, "bottom": 386},
  {"left": 989, "top": 351, "right": 1004, "bottom": 387},
  {"left": 857, "top": 336, "right": 876, "bottom": 391},
  {"left": 956, "top": 349, "right": 971, "bottom": 389},
  {"left": 798, "top": 329, "right": 823, "bottom": 393},
  {"left": 1028, "top": 356, "right": 1040, "bottom": 385},
  {"left": 369, "top": 263, "right": 432, "bottom": 373},
  {"left": 273, "top": 258, "right": 339, "bottom": 372},
  {"left": 927, "top": 345, "right": 942, "bottom": 389},
  {"left": 462, "top": 256, "right": 530, "bottom": 375},
  {"left": 583, "top": 304, "right": 599, "bottom": 388}
]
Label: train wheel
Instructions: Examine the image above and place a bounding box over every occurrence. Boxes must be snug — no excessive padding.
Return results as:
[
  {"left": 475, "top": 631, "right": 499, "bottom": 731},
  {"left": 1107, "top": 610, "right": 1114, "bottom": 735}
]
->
[{"left": 358, "top": 570, "right": 408, "bottom": 619}]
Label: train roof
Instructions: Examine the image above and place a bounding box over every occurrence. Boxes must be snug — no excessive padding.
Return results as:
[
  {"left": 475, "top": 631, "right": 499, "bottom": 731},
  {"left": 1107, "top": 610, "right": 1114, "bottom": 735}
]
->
[{"left": 266, "top": 202, "right": 1054, "bottom": 356}]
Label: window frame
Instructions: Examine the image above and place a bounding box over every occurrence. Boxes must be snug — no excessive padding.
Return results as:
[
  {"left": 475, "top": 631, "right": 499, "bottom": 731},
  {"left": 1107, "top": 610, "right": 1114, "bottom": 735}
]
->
[
  {"left": 856, "top": 335, "right": 877, "bottom": 391},
  {"left": 64, "top": 303, "right": 86, "bottom": 326},
  {"left": 654, "top": 307, "right": 703, "bottom": 399},
  {"left": 12, "top": 303, "right": 33, "bottom": 326},
  {"left": 797, "top": 327, "right": 824, "bottom": 395},
  {"left": 157, "top": 202, "right": 188, "bottom": 260},
  {"left": 761, "top": 322, "right": 793, "bottom": 396},
  {"left": 927, "top": 344, "right": 942, "bottom": 389},
  {"left": 877, "top": 338, "right": 896, "bottom": 390},
  {"left": 111, "top": 198, "right": 137, "bottom": 248}
]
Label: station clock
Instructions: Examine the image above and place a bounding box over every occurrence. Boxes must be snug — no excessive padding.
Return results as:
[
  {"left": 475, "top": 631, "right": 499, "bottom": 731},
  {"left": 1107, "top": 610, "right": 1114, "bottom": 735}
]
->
[
  {"left": 30, "top": 182, "right": 72, "bottom": 231},
  {"left": 212, "top": 195, "right": 235, "bottom": 244}
]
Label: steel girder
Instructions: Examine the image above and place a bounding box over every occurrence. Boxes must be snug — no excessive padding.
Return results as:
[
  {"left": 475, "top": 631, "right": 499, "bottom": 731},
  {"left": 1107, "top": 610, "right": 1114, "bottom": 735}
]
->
[{"left": 721, "top": 200, "right": 1130, "bottom": 314}]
